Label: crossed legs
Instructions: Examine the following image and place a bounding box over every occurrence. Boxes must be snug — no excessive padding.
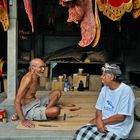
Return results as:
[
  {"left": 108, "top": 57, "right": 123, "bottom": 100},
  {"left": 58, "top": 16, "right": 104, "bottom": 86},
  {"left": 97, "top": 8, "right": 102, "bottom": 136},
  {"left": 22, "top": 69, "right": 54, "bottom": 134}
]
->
[{"left": 45, "top": 90, "right": 61, "bottom": 118}]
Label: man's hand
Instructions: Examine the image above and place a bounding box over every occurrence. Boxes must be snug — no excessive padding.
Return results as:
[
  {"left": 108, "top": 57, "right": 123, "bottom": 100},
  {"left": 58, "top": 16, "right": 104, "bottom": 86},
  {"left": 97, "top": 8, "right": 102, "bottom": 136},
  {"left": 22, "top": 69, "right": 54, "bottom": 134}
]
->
[
  {"left": 96, "top": 118, "right": 106, "bottom": 133},
  {"left": 89, "top": 118, "right": 96, "bottom": 125},
  {"left": 21, "top": 119, "right": 35, "bottom": 128}
]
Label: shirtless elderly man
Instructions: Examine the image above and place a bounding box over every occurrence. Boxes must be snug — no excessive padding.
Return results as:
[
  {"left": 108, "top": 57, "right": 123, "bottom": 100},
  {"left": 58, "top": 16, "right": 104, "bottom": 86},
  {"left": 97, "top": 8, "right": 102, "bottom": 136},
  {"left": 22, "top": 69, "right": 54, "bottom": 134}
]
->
[{"left": 15, "top": 58, "right": 61, "bottom": 128}]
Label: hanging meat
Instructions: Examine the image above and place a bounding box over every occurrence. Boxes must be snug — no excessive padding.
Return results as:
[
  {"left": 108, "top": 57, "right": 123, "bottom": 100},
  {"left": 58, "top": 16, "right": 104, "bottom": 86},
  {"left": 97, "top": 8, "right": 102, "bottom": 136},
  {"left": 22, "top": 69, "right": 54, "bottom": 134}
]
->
[
  {"left": 0, "top": 0, "right": 9, "bottom": 31},
  {"left": 67, "top": 2, "right": 84, "bottom": 24},
  {"left": 23, "top": 0, "right": 34, "bottom": 32},
  {"left": 59, "top": 0, "right": 77, "bottom": 7},
  {"left": 60, "top": 0, "right": 97, "bottom": 47},
  {"left": 78, "top": 0, "right": 96, "bottom": 47}
]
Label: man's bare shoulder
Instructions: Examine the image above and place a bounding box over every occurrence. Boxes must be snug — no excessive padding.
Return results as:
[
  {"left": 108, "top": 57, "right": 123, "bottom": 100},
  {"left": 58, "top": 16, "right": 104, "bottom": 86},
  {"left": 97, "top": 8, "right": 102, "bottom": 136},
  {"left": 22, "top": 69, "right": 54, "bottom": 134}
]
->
[
  {"left": 21, "top": 72, "right": 33, "bottom": 84},
  {"left": 16, "top": 72, "right": 34, "bottom": 97}
]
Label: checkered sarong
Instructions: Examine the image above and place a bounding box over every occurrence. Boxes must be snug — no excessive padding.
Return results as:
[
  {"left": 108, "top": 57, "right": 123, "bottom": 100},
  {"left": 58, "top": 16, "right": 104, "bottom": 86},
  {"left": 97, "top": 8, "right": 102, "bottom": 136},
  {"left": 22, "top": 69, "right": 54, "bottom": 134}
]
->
[{"left": 73, "top": 124, "right": 123, "bottom": 140}]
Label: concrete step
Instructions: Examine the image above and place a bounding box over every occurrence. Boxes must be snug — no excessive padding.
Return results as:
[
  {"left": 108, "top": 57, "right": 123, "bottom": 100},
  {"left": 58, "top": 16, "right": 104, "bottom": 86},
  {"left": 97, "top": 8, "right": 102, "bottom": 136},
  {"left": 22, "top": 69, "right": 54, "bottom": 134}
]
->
[
  {"left": 0, "top": 121, "right": 74, "bottom": 140},
  {"left": 0, "top": 120, "right": 140, "bottom": 140}
]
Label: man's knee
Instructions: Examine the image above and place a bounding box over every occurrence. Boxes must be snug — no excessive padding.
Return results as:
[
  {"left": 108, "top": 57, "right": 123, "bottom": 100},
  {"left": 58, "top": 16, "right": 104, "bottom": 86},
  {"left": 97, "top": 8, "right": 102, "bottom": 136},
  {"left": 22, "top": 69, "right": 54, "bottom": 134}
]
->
[
  {"left": 53, "top": 107, "right": 61, "bottom": 115},
  {"left": 51, "top": 90, "right": 61, "bottom": 98},
  {"left": 46, "top": 106, "right": 61, "bottom": 117}
]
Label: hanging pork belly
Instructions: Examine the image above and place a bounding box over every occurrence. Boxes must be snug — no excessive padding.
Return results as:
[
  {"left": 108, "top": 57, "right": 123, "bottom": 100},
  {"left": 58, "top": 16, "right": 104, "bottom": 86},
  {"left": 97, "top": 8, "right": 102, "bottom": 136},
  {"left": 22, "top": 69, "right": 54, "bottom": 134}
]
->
[
  {"left": 60, "top": 0, "right": 97, "bottom": 47},
  {"left": 78, "top": 0, "right": 96, "bottom": 47},
  {"left": 23, "top": 0, "right": 34, "bottom": 32},
  {"left": 0, "top": 0, "right": 9, "bottom": 31}
]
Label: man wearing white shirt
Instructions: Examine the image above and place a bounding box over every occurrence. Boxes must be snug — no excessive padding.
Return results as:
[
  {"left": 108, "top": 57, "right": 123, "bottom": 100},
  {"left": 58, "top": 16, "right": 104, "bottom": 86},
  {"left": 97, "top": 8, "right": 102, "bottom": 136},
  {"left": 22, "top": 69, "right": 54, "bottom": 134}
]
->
[{"left": 73, "top": 63, "right": 135, "bottom": 140}]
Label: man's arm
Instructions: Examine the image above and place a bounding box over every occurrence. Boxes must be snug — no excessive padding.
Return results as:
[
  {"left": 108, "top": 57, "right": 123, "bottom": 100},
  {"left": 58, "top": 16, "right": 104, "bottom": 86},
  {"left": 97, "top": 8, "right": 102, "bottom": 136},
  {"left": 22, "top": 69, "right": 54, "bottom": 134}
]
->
[
  {"left": 14, "top": 76, "right": 35, "bottom": 128},
  {"left": 103, "top": 114, "right": 126, "bottom": 125},
  {"left": 90, "top": 109, "right": 126, "bottom": 128},
  {"left": 89, "top": 109, "right": 106, "bottom": 133},
  {"left": 96, "top": 109, "right": 107, "bottom": 132}
]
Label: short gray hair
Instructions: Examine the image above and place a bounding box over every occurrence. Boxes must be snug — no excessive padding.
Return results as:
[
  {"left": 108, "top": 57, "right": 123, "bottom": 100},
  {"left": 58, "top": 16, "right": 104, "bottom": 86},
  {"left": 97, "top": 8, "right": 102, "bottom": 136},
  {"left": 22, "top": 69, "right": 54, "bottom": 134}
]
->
[
  {"left": 28, "top": 59, "right": 37, "bottom": 71},
  {"left": 28, "top": 61, "right": 33, "bottom": 71}
]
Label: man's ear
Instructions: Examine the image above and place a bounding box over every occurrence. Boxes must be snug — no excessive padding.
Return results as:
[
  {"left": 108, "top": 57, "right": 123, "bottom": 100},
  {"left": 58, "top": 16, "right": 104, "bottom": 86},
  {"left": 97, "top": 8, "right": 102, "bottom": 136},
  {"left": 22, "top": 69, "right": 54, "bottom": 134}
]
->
[
  {"left": 111, "top": 74, "right": 115, "bottom": 81},
  {"left": 31, "top": 66, "right": 35, "bottom": 72}
]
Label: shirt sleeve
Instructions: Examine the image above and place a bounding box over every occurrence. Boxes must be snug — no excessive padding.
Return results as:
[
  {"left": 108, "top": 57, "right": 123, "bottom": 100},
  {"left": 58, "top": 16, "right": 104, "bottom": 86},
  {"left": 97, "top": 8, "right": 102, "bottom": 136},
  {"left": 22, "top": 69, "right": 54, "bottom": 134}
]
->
[
  {"left": 118, "top": 87, "right": 135, "bottom": 116},
  {"left": 95, "top": 86, "right": 106, "bottom": 110}
]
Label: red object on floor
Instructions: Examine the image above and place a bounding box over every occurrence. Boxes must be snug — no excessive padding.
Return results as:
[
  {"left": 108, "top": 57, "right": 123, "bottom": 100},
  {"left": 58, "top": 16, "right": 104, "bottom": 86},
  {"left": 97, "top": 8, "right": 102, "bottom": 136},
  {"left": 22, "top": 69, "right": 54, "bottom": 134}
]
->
[{"left": 0, "top": 109, "right": 6, "bottom": 123}]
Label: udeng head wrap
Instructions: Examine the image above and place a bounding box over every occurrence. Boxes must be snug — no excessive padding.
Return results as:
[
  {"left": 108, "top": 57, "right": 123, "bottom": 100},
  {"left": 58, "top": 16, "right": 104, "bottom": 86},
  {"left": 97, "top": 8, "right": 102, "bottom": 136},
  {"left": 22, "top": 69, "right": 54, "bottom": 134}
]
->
[{"left": 102, "top": 63, "right": 122, "bottom": 82}]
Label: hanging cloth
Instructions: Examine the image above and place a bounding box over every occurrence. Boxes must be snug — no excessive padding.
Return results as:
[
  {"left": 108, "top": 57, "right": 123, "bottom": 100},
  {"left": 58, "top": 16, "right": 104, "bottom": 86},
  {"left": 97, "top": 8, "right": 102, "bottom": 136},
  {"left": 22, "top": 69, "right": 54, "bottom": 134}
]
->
[
  {"left": 132, "top": 8, "right": 140, "bottom": 19},
  {"left": 0, "top": 0, "right": 9, "bottom": 31},
  {"left": 133, "top": 0, "right": 140, "bottom": 9},
  {"left": 23, "top": 0, "right": 34, "bottom": 32},
  {"left": 132, "top": 0, "right": 140, "bottom": 18},
  {"left": 96, "top": 0, "right": 133, "bottom": 21}
]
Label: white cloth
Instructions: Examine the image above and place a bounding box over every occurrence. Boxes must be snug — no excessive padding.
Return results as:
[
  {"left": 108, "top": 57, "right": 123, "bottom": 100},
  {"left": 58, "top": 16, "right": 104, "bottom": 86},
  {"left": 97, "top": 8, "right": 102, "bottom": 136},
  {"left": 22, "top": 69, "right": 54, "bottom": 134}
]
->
[{"left": 96, "top": 83, "right": 135, "bottom": 139}]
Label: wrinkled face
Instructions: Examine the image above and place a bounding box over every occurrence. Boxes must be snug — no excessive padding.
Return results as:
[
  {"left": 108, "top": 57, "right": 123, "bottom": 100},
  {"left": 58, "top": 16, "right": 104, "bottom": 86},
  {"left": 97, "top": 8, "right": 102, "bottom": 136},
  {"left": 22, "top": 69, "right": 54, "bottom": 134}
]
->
[
  {"left": 32, "top": 61, "right": 46, "bottom": 77},
  {"left": 101, "top": 71, "right": 114, "bottom": 86}
]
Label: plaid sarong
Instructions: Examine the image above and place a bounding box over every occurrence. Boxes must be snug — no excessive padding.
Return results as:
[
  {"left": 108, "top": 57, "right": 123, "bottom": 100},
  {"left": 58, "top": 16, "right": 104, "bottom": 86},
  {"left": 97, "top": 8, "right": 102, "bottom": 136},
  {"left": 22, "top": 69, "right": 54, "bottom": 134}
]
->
[{"left": 73, "top": 124, "right": 123, "bottom": 140}]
